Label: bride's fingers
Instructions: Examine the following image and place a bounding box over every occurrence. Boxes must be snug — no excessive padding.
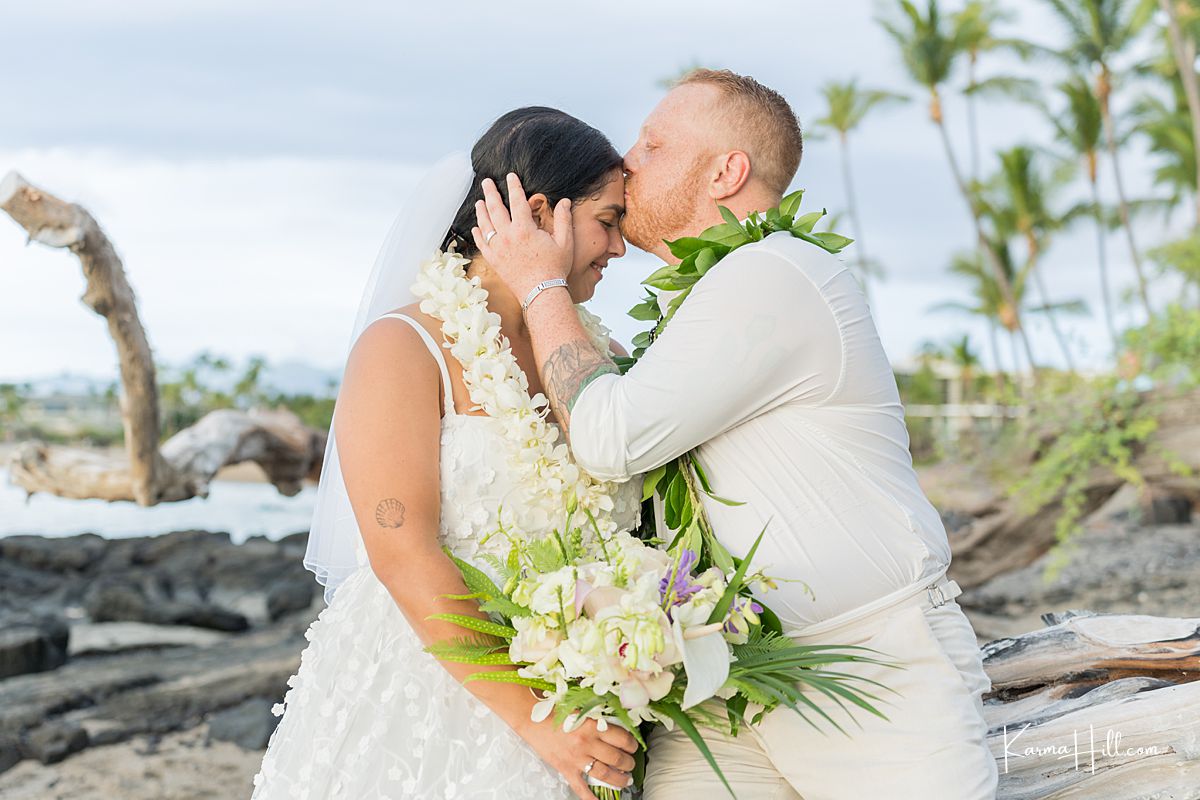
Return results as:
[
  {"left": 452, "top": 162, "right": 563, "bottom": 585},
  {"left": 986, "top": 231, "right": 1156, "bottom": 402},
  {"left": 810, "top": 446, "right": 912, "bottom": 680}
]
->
[
  {"left": 590, "top": 743, "right": 638, "bottom": 772},
  {"left": 587, "top": 759, "right": 632, "bottom": 792},
  {"left": 598, "top": 724, "right": 638, "bottom": 754},
  {"left": 480, "top": 178, "right": 511, "bottom": 230},
  {"left": 590, "top": 740, "right": 636, "bottom": 773}
]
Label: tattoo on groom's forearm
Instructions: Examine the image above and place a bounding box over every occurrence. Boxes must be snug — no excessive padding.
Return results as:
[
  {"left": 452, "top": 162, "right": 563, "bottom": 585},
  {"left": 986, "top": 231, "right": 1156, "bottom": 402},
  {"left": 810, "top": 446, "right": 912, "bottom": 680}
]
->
[{"left": 542, "top": 339, "right": 619, "bottom": 427}]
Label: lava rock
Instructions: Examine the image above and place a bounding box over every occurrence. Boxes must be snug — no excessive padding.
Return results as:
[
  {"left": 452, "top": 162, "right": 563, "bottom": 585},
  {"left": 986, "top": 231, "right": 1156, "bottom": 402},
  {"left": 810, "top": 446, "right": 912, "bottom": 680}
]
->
[
  {"left": 266, "top": 578, "right": 314, "bottom": 622},
  {"left": 206, "top": 697, "right": 278, "bottom": 750},
  {"left": 19, "top": 721, "right": 88, "bottom": 764},
  {"left": 0, "top": 534, "right": 108, "bottom": 573},
  {"left": 1145, "top": 494, "right": 1193, "bottom": 525},
  {"left": 0, "top": 618, "right": 69, "bottom": 679}
]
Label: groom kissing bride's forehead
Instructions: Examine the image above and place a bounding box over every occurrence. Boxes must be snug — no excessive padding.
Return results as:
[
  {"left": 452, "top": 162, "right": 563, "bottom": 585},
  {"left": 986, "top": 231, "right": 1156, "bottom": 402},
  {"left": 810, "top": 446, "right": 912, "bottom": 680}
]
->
[
  {"left": 474, "top": 65, "right": 999, "bottom": 799},
  {"left": 621, "top": 68, "right": 804, "bottom": 260}
]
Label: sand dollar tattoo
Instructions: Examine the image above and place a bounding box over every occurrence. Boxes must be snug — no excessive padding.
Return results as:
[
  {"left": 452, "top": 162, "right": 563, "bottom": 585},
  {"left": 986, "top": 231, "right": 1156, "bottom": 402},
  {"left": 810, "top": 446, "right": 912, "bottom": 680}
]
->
[{"left": 374, "top": 498, "right": 406, "bottom": 528}]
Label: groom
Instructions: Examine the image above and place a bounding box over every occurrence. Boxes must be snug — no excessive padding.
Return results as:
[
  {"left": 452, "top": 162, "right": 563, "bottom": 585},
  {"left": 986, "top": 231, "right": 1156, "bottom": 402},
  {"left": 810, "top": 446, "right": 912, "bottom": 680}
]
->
[{"left": 473, "top": 69, "right": 998, "bottom": 799}]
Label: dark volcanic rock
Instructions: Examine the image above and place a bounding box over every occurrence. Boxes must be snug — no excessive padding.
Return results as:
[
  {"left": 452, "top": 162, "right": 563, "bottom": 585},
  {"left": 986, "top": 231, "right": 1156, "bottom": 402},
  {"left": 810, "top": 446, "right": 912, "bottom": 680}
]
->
[
  {"left": 960, "top": 520, "right": 1200, "bottom": 623},
  {"left": 0, "top": 618, "right": 69, "bottom": 679},
  {"left": 83, "top": 577, "right": 250, "bottom": 632},
  {"left": 0, "top": 621, "right": 308, "bottom": 764},
  {"left": 0, "top": 529, "right": 318, "bottom": 773},
  {"left": 266, "top": 578, "right": 314, "bottom": 621},
  {"left": 1145, "top": 494, "right": 1194, "bottom": 525},
  {"left": 0, "top": 534, "right": 108, "bottom": 573},
  {"left": 0, "top": 732, "right": 19, "bottom": 774},
  {"left": 207, "top": 697, "right": 278, "bottom": 750},
  {"left": 19, "top": 721, "right": 88, "bottom": 764}
]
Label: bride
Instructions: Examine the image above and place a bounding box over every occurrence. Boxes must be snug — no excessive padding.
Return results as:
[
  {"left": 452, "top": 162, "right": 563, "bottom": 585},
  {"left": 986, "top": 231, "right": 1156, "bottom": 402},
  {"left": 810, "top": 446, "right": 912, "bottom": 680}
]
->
[{"left": 252, "top": 108, "right": 642, "bottom": 800}]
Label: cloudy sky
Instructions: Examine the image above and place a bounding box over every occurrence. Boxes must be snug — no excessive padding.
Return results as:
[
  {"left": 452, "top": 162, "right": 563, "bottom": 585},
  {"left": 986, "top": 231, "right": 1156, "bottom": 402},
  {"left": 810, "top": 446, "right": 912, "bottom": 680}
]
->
[{"left": 0, "top": 0, "right": 1188, "bottom": 386}]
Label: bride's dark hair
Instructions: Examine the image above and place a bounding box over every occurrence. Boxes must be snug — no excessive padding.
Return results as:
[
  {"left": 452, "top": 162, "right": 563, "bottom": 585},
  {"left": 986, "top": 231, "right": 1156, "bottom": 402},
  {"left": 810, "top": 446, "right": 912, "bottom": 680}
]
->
[{"left": 443, "top": 107, "right": 623, "bottom": 257}]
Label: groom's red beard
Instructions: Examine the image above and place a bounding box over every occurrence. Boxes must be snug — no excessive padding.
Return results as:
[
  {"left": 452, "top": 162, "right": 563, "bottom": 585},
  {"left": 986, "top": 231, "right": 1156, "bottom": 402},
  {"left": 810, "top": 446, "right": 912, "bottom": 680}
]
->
[{"left": 622, "top": 157, "right": 709, "bottom": 255}]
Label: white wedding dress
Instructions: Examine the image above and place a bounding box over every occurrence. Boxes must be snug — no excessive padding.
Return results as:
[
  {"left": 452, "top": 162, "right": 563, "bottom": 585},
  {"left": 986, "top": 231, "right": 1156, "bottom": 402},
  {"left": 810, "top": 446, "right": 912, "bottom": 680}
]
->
[{"left": 252, "top": 313, "right": 640, "bottom": 800}]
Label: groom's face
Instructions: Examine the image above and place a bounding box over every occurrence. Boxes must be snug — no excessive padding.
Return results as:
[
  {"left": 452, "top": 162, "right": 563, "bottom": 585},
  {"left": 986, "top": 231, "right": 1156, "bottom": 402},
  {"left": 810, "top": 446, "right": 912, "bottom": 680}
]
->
[{"left": 621, "top": 84, "right": 718, "bottom": 256}]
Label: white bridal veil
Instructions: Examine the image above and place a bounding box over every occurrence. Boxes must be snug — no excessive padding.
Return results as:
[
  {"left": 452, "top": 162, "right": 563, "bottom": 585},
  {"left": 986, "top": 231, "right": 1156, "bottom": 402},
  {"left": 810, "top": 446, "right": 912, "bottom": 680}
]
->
[{"left": 304, "top": 152, "right": 475, "bottom": 603}]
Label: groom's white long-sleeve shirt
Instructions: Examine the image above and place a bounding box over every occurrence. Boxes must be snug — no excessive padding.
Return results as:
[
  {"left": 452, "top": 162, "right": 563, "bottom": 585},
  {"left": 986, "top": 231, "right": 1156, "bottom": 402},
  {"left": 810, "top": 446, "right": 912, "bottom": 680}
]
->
[{"left": 570, "top": 232, "right": 952, "bottom": 628}]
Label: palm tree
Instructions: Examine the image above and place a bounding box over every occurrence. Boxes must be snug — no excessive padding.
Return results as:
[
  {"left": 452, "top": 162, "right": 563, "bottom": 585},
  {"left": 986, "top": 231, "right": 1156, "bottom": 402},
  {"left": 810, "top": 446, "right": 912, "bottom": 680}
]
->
[
  {"left": 1132, "top": 93, "right": 1197, "bottom": 217},
  {"left": 1158, "top": 0, "right": 1200, "bottom": 227},
  {"left": 1045, "top": 75, "right": 1121, "bottom": 353},
  {"left": 930, "top": 251, "right": 1014, "bottom": 386},
  {"left": 985, "top": 145, "right": 1082, "bottom": 371},
  {"left": 1040, "top": 0, "right": 1156, "bottom": 318},
  {"left": 946, "top": 333, "right": 982, "bottom": 401},
  {"left": 879, "top": 0, "right": 1039, "bottom": 372},
  {"left": 953, "top": 0, "right": 1038, "bottom": 180},
  {"left": 812, "top": 78, "right": 908, "bottom": 301}
]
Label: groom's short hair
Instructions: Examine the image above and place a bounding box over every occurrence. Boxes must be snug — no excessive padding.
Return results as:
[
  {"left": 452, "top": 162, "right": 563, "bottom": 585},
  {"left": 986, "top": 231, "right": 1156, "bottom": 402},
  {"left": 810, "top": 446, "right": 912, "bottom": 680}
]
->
[{"left": 674, "top": 68, "right": 803, "bottom": 197}]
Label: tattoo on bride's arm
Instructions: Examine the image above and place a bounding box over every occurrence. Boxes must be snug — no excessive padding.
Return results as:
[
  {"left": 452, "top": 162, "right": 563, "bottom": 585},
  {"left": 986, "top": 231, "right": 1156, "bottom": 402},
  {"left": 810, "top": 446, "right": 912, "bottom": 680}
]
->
[
  {"left": 374, "top": 498, "right": 406, "bottom": 529},
  {"left": 542, "top": 339, "right": 618, "bottom": 429}
]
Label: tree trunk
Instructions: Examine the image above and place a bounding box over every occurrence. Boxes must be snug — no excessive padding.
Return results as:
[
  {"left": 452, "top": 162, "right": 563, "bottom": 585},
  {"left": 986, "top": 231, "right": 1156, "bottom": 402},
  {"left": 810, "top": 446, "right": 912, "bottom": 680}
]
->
[
  {"left": 982, "top": 610, "right": 1200, "bottom": 798},
  {"left": 1160, "top": 0, "right": 1200, "bottom": 229},
  {"left": 967, "top": 53, "right": 981, "bottom": 182},
  {"left": 1, "top": 171, "right": 165, "bottom": 505},
  {"left": 838, "top": 133, "right": 870, "bottom": 303},
  {"left": 1, "top": 171, "right": 328, "bottom": 504},
  {"left": 987, "top": 319, "right": 1006, "bottom": 398},
  {"left": 932, "top": 105, "right": 1039, "bottom": 374},
  {"left": 1027, "top": 252, "right": 1076, "bottom": 372},
  {"left": 1089, "top": 171, "right": 1120, "bottom": 355},
  {"left": 1096, "top": 70, "right": 1154, "bottom": 319},
  {"left": 7, "top": 407, "right": 327, "bottom": 502}
]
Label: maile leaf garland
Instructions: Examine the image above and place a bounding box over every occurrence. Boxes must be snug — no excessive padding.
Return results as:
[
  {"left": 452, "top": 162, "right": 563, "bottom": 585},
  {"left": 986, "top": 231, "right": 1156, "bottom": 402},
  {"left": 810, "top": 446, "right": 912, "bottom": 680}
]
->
[{"left": 613, "top": 191, "right": 853, "bottom": 372}]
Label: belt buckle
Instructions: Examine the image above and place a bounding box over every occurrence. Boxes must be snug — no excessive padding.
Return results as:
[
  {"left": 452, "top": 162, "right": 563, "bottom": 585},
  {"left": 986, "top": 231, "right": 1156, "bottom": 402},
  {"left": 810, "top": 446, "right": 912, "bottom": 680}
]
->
[{"left": 926, "top": 582, "right": 947, "bottom": 608}]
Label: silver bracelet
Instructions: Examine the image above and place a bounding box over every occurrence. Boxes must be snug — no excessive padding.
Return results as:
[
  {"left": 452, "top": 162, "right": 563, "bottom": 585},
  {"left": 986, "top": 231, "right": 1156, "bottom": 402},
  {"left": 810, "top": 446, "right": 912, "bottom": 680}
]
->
[{"left": 521, "top": 278, "right": 569, "bottom": 314}]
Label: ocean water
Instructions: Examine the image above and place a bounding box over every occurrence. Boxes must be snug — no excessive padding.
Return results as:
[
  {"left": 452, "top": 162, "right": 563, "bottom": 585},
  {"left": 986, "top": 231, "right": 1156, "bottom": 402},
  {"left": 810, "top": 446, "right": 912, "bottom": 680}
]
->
[{"left": 0, "top": 468, "right": 317, "bottom": 543}]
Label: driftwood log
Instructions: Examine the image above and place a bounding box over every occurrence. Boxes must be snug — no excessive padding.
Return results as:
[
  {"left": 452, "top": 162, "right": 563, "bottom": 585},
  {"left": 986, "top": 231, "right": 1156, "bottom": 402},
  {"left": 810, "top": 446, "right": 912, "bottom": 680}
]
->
[
  {"left": 7, "top": 408, "right": 326, "bottom": 503},
  {"left": 1, "top": 171, "right": 326, "bottom": 504},
  {"left": 948, "top": 388, "right": 1200, "bottom": 589},
  {"left": 982, "top": 610, "right": 1200, "bottom": 798}
]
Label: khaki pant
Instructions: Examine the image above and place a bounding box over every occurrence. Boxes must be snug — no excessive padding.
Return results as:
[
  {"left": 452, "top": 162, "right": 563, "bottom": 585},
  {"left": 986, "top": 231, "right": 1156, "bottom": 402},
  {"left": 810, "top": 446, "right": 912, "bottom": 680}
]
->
[{"left": 644, "top": 576, "right": 999, "bottom": 799}]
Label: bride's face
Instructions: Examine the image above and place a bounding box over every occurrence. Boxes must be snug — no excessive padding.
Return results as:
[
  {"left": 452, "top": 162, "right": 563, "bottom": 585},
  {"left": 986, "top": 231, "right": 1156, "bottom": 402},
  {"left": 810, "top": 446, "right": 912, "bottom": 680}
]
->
[{"left": 561, "top": 169, "right": 627, "bottom": 303}]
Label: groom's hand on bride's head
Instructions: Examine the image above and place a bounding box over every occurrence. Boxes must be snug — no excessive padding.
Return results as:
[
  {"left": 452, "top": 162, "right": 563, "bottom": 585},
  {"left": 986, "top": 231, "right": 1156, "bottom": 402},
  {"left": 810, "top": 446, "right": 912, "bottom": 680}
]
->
[{"left": 472, "top": 173, "right": 574, "bottom": 299}]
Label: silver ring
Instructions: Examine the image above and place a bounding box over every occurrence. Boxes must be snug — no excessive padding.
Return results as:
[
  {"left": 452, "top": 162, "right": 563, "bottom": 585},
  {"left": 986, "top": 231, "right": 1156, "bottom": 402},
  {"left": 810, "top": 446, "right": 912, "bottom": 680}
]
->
[
  {"left": 583, "top": 757, "right": 597, "bottom": 776},
  {"left": 484, "top": 230, "right": 497, "bottom": 244}
]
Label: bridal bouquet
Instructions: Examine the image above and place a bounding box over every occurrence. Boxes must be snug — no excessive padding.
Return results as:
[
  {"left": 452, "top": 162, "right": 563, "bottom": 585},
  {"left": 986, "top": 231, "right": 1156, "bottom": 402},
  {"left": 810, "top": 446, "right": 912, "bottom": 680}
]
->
[
  {"left": 416, "top": 197, "right": 897, "bottom": 797},
  {"left": 426, "top": 503, "right": 900, "bottom": 799}
]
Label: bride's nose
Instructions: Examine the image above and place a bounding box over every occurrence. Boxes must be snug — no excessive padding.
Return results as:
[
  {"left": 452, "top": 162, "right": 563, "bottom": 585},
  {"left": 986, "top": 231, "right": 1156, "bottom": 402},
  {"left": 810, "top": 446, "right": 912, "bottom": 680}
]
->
[{"left": 610, "top": 230, "right": 626, "bottom": 258}]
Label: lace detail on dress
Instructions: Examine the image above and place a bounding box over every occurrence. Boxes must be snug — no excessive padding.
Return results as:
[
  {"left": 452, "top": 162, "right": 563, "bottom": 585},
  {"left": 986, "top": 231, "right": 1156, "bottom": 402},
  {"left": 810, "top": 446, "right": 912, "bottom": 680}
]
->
[{"left": 252, "top": 412, "right": 641, "bottom": 799}]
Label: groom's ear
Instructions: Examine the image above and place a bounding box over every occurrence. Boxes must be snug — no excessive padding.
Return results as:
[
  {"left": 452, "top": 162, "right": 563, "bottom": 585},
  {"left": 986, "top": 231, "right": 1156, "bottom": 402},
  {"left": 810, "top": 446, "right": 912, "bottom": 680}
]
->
[{"left": 527, "top": 193, "right": 553, "bottom": 231}]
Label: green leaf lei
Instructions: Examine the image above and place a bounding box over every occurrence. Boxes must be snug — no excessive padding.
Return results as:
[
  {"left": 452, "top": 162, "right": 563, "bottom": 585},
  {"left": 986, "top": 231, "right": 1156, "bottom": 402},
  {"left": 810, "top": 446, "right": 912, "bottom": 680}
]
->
[
  {"left": 614, "top": 190, "right": 853, "bottom": 369},
  {"left": 624, "top": 191, "right": 853, "bottom": 618}
]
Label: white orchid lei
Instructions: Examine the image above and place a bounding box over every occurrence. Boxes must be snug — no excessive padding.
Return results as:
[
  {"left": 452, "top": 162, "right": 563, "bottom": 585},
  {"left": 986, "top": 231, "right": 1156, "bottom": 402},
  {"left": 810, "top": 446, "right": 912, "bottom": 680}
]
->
[{"left": 410, "top": 245, "right": 621, "bottom": 540}]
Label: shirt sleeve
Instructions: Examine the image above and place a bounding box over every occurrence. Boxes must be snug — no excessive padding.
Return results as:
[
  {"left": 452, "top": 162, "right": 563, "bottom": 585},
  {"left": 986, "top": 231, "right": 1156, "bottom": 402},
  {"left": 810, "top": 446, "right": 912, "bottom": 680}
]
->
[{"left": 568, "top": 243, "right": 845, "bottom": 481}]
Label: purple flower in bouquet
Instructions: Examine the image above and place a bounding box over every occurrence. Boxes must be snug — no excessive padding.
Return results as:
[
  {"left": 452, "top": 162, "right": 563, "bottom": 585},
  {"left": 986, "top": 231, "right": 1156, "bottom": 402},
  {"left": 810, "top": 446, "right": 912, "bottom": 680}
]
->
[
  {"left": 723, "top": 594, "right": 764, "bottom": 637},
  {"left": 659, "top": 549, "right": 706, "bottom": 617}
]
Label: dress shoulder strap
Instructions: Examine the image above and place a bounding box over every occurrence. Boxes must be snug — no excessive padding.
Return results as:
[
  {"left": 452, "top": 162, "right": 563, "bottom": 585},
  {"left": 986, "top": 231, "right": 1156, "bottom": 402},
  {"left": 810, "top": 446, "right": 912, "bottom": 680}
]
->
[{"left": 375, "top": 313, "right": 455, "bottom": 418}]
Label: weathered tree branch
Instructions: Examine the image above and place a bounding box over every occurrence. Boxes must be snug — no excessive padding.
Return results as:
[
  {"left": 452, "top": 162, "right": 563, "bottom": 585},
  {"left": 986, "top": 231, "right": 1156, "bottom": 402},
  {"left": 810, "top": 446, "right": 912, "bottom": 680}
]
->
[
  {"left": 2, "top": 170, "right": 166, "bottom": 504},
  {"left": 982, "top": 611, "right": 1200, "bottom": 797},
  {"left": 1, "top": 171, "right": 327, "bottom": 505}
]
